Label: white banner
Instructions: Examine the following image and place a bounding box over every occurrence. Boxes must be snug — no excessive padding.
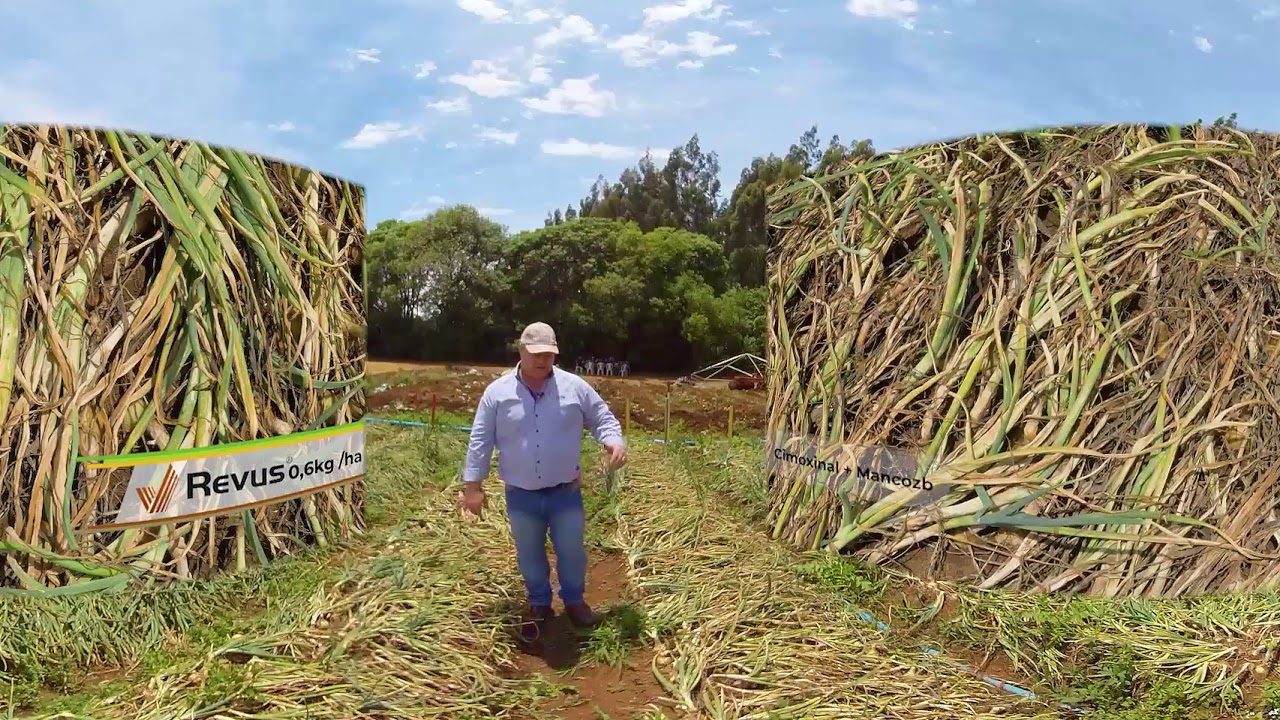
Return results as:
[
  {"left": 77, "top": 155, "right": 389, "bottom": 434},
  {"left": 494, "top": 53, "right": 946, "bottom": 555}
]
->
[
  {"left": 86, "top": 424, "right": 365, "bottom": 531},
  {"left": 767, "top": 430, "right": 951, "bottom": 508}
]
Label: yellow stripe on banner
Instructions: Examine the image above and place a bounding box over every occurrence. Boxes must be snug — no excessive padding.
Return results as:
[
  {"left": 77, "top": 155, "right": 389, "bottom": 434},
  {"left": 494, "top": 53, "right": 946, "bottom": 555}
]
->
[{"left": 84, "top": 424, "right": 361, "bottom": 469}]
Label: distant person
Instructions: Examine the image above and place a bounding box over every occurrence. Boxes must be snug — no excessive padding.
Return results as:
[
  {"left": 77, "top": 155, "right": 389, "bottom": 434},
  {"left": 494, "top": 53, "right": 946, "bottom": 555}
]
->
[
  {"left": 458, "top": 322, "right": 627, "bottom": 640},
  {"left": 621, "top": 360, "right": 630, "bottom": 377}
]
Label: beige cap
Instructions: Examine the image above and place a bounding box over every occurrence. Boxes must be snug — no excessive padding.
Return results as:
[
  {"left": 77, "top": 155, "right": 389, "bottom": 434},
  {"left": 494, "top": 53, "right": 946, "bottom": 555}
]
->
[{"left": 519, "top": 322, "right": 559, "bottom": 354}]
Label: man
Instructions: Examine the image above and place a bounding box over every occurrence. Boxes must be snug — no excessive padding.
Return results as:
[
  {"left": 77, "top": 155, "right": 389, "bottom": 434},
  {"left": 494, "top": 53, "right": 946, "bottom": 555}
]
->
[{"left": 459, "top": 322, "right": 627, "bottom": 639}]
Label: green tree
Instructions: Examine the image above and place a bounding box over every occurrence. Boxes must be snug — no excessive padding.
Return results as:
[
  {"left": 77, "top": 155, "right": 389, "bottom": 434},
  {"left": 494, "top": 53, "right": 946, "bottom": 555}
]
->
[
  {"left": 571, "top": 126, "right": 873, "bottom": 288},
  {"left": 366, "top": 206, "right": 507, "bottom": 361},
  {"left": 499, "top": 217, "right": 641, "bottom": 356},
  {"left": 621, "top": 227, "right": 731, "bottom": 370},
  {"left": 496, "top": 219, "right": 731, "bottom": 371},
  {"left": 365, "top": 125, "right": 875, "bottom": 371},
  {"left": 684, "top": 285, "right": 766, "bottom": 361}
]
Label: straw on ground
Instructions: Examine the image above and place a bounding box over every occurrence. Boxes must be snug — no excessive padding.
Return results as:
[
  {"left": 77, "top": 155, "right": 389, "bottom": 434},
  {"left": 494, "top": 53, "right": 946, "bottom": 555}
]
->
[{"left": 8, "top": 419, "right": 1280, "bottom": 718}]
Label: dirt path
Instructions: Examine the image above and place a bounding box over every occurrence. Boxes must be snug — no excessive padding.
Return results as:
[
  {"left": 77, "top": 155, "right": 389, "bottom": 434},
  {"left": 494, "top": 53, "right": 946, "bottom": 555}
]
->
[
  {"left": 368, "top": 359, "right": 452, "bottom": 374},
  {"left": 503, "top": 551, "right": 666, "bottom": 719},
  {"left": 368, "top": 362, "right": 767, "bottom": 432}
]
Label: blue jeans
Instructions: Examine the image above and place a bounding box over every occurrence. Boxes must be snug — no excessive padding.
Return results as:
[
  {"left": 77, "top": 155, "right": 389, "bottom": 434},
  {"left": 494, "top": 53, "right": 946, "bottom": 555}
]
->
[{"left": 504, "top": 480, "right": 587, "bottom": 607}]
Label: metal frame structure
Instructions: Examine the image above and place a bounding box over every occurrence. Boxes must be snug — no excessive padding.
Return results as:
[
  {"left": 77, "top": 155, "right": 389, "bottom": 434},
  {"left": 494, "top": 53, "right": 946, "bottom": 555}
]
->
[{"left": 690, "top": 352, "right": 765, "bottom": 380}]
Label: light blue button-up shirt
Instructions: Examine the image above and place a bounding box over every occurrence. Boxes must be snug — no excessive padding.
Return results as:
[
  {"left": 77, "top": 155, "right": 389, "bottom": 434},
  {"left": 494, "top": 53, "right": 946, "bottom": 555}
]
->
[{"left": 462, "top": 365, "right": 625, "bottom": 490}]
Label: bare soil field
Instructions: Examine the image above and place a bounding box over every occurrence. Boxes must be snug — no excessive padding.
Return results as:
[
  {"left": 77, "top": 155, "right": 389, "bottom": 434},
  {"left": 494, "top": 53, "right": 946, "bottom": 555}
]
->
[{"left": 367, "top": 360, "right": 766, "bottom": 433}]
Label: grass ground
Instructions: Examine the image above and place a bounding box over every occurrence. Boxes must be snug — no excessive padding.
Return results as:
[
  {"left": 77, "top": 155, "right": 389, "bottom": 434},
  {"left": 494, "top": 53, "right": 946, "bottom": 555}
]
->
[
  {"left": 664, "top": 439, "right": 1280, "bottom": 720},
  {"left": 4, "top": 406, "right": 1280, "bottom": 718}
]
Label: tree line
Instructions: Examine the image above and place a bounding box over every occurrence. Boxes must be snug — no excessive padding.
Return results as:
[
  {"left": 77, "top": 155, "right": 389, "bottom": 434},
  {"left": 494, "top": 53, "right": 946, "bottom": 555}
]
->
[{"left": 366, "top": 126, "right": 875, "bottom": 373}]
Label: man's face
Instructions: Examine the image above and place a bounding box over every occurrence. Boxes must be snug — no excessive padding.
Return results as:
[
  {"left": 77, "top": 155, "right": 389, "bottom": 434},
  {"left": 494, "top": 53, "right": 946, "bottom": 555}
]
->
[{"left": 519, "top": 347, "right": 556, "bottom": 377}]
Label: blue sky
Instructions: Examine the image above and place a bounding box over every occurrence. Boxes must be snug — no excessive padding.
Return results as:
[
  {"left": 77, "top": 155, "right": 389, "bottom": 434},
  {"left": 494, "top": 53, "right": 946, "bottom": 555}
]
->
[{"left": 0, "top": 0, "right": 1277, "bottom": 233}]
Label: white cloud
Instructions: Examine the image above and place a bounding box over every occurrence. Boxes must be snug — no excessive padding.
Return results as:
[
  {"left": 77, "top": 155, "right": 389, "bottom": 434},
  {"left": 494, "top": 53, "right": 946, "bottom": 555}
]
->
[
  {"left": 444, "top": 141, "right": 459, "bottom": 149},
  {"left": 339, "top": 122, "right": 423, "bottom": 149},
  {"left": 399, "top": 206, "right": 432, "bottom": 220},
  {"left": 541, "top": 138, "right": 645, "bottom": 160},
  {"left": 267, "top": 121, "right": 296, "bottom": 131},
  {"left": 608, "top": 33, "right": 678, "bottom": 67},
  {"left": 769, "top": 46, "right": 783, "bottom": 58},
  {"left": 527, "top": 52, "right": 555, "bottom": 84},
  {"left": 686, "top": 31, "right": 736, "bottom": 57},
  {"left": 447, "top": 59, "right": 524, "bottom": 96},
  {"left": 525, "top": 8, "right": 552, "bottom": 22},
  {"left": 847, "top": 0, "right": 918, "bottom": 29},
  {"left": 0, "top": 75, "right": 112, "bottom": 127},
  {"left": 521, "top": 75, "right": 617, "bottom": 117},
  {"left": 0, "top": 51, "right": 314, "bottom": 165},
  {"left": 399, "top": 194, "right": 452, "bottom": 220},
  {"left": 678, "top": 59, "right": 704, "bottom": 69},
  {"left": 414, "top": 60, "right": 437, "bottom": 78},
  {"left": 477, "top": 126, "right": 519, "bottom": 144},
  {"left": 1194, "top": 35, "right": 1213, "bottom": 52},
  {"left": 427, "top": 96, "right": 472, "bottom": 113},
  {"left": 458, "top": 0, "right": 509, "bottom": 22},
  {"left": 726, "top": 19, "right": 768, "bottom": 35},
  {"left": 478, "top": 207, "right": 514, "bottom": 216},
  {"left": 535, "top": 14, "right": 599, "bottom": 47},
  {"left": 643, "top": 0, "right": 727, "bottom": 25},
  {"left": 337, "top": 47, "right": 382, "bottom": 70},
  {"left": 607, "top": 31, "right": 735, "bottom": 66}
]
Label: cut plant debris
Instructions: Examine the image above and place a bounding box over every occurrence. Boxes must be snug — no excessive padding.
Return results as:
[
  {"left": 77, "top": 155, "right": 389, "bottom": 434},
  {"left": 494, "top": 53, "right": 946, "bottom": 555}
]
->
[
  {"left": 0, "top": 125, "right": 367, "bottom": 591},
  {"left": 766, "top": 122, "right": 1280, "bottom": 599}
]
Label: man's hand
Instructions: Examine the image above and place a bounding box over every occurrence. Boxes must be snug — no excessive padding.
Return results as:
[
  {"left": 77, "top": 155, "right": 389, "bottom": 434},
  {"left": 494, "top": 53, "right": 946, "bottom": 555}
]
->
[
  {"left": 602, "top": 443, "right": 627, "bottom": 472},
  {"left": 459, "top": 483, "right": 485, "bottom": 517}
]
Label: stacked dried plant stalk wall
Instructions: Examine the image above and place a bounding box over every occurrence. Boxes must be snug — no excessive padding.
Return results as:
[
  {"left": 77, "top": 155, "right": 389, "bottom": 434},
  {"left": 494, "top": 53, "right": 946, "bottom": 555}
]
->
[
  {"left": 0, "top": 126, "right": 367, "bottom": 591},
  {"left": 766, "top": 123, "right": 1280, "bottom": 598}
]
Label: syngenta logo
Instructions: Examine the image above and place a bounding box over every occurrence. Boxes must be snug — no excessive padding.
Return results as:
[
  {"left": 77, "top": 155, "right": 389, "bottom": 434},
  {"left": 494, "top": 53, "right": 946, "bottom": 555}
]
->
[{"left": 137, "top": 465, "right": 181, "bottom": 515}]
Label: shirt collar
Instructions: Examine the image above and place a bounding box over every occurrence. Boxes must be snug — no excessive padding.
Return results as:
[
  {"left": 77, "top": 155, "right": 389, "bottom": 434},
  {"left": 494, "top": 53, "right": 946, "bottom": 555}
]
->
[{"left": 514, "top": 362, "right": 555, "bottom": 395}]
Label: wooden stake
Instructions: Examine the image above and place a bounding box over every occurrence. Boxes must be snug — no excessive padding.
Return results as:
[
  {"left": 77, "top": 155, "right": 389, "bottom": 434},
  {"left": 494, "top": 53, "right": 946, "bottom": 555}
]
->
[
  {"left": 429, "top": 392, "right": 440, "bottom": 454},
  {"left": 665, "top": 386, "right": 672, "bottom": 446},
  {"left": 727, "top": 405, "right": 734, "bottom": 439},
  {"left": 625, "top": 397, "right": 631, "bottom": 437}
]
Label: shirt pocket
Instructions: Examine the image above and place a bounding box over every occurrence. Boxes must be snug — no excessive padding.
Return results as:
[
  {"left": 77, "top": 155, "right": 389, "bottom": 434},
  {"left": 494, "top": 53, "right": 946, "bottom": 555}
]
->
[
  {"left": 496, "top": 397, "right": 526, "bottom": 440},
  {"left": 557, "top": 394, "right": 584, "bottom": 431}
]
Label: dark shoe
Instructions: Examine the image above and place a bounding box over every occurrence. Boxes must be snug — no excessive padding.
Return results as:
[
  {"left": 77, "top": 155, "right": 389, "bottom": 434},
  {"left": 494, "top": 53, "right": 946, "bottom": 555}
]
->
[
  {"left": 519, "top": 605, "right": 554, "bottom": 642},
  {"left": 564, "top": 601, "right": 595, "bottom": 628}
]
